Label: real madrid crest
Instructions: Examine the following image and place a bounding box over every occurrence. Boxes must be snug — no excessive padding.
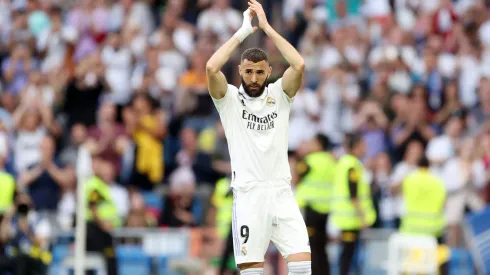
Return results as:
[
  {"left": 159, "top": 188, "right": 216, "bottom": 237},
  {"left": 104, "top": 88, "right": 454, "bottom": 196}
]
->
[
  {"left": 241, "top": 245, "right": 247, "bottom": 256},
  {"left": 266, "top": 96, "right": 276, "bottom": 107}
]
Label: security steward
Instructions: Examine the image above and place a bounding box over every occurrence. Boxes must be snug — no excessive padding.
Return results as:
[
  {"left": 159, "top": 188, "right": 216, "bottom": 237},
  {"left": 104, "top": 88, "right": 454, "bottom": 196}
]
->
[
  {"left": 395, "top": 156, "right": 448, "bottom": 275},
  {"left": 0, "top": 170, "right": 15, "bottom": 255},
  {"left": 85, "top": 176, "right": 121, "bottom": 275},
  {"left": 331, "top": 134, "right": 376, "bottom": 275},
  {"left": 295, "top": 134, "right": 336, "bottom": 275},
  {"left": 211, "top": 177, "right": 237, "bottom": 275}
]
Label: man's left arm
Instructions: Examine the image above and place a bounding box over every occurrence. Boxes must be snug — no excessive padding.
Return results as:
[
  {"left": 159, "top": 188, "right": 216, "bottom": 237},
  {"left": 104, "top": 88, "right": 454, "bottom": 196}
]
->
[{"left": 249, "top": 0, "right": 305, "bottom": 98}]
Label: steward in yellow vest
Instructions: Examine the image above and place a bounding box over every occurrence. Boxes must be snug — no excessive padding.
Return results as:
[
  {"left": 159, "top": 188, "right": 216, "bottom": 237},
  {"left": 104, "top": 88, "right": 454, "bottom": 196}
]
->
[
  {"left": 0, "top": 171, "right": 15, "bottom": 215},
  {"left": 85, "top": 176, "right": 120, "bottom": 275},
  {"left": 330, "top": 134, "right": 376, "bottom": 275},
  {"left": 398, "top": 156, "right": 448, "bottom": 275},
  {"left": 211, "top": 177, "right": 237, "bottom": 275},
  {"left": 295, "top": 134, "right": 335, "bottom": 275}
]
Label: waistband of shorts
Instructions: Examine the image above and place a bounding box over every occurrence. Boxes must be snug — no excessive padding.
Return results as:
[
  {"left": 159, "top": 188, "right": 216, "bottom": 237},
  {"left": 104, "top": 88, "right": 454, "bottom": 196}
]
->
[{"left": 233, "top": 179, "right": 291, "bottom": 188}]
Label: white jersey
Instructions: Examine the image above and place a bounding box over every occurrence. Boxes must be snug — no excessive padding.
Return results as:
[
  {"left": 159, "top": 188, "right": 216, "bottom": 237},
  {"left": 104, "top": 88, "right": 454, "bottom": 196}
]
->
[{"left": 212, "top": 78, "right": 293, "bottom": 191}]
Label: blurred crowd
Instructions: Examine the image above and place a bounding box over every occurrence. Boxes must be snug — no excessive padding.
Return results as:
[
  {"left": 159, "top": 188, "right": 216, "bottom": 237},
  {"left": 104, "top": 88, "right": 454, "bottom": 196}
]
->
[{"left": 0, "top": 0, "right": 488, "bottom": 267}]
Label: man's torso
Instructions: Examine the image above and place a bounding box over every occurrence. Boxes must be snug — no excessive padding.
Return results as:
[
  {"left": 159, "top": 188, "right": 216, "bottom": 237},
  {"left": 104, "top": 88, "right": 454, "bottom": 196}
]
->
[{"left": 211, "top": 78, "right": 293, "bottom": 190}]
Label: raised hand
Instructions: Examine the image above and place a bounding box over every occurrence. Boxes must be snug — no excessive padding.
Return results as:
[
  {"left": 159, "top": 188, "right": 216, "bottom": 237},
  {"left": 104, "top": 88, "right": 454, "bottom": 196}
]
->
[
  {"left": 234, "top": 8, "right": 259, "bottom": 43},
  {"left": 248, "top": 0, "right": 269, "bottom": 30}
]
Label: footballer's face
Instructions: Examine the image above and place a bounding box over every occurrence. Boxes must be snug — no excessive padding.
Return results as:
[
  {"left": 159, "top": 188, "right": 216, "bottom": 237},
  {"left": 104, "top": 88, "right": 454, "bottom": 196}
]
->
[{"left": 239, "top": 59, "right": 272, "bottom": 98}]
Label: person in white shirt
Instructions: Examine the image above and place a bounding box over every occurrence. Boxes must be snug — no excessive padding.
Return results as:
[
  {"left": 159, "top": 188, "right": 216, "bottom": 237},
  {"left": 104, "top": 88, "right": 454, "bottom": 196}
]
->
[
  {"left": 441, "top": 137, "right": 486, "bottom": 247},
  {"left": 205, "top": 1, "right": 311, "bottom": 274}
]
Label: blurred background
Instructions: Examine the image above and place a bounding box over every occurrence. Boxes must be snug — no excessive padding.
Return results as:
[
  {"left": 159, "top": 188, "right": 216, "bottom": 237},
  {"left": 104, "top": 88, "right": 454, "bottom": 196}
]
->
[{"left": 0, "top": 0, "right": 488, "bottom": 274}]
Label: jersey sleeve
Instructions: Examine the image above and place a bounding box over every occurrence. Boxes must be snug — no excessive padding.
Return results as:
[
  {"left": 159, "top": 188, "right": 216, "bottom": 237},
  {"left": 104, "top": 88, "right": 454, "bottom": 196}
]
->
[
  {"left": 274, "top": 78, "right": 295, "bottom": 106},
  {"left": 211, "top": 84, "right": 235, "bottom": 113}
]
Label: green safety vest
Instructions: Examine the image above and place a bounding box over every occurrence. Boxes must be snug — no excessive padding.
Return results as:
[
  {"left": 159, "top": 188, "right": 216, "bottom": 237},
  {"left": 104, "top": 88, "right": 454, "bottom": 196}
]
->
[
  {"left": 0, "top": 172, "right": 15, "bottom": 214},
  {"left": 331, "top": 154, "right": 376, "bottom": 230},
  {"left": 85, "top": 177, "right": 121, "bottom": 228},
  {"left": 212, "top": 178, "right": 233, "bottom": 239},
  {"left": 401, "top": 169, "right": 446, "bottom": 237},
  {"left": 295, "top": 151, "right": 336, "bottom": 214}
]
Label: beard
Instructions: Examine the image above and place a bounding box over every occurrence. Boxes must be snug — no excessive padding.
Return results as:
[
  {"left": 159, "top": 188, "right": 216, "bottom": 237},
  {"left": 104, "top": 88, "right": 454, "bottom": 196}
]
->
[{"left": 241, "top": 76, "right": 269, "bottom": 98}]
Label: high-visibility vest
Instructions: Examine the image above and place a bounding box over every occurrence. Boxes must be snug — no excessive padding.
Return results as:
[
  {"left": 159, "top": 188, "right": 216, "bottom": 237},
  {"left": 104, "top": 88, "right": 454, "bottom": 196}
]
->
[
  {"left": 0, "top": 172, "right": 15, "bottom": 214},
  {"left": 295, "top": 151, "right": 336, "bottom": 214},
  {"left": 401, "top": 169, "right": 446, "bottom": 237},
  {"left": 212, "top": 178, "right": 233, "bottom": 239},
  {"left": 85, "top": 177, "right": 121, "bottom": 228},
  {"left": 331, "top": 154, "right": 376, "bottom": 230}
]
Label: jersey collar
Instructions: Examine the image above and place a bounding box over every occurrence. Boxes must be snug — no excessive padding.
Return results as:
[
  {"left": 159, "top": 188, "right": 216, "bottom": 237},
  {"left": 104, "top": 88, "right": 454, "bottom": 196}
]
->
[{"left": 238, "top": 84, "right": 269, "bottom": 101}]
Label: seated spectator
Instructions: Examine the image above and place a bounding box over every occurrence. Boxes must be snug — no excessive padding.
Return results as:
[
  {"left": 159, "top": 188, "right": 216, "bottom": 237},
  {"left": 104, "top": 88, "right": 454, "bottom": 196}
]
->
[
  {"left": 128, "top": 190, "right": 157, "bottom": 227},
  {"left": 159, "top": 166, "right": 198, "bottom": 227},
  {"left": 18, "top": 135, "right": 74, "bottom": 213},
  {"left": 0, "top": 192, "right": 51, "bottom": 275}
]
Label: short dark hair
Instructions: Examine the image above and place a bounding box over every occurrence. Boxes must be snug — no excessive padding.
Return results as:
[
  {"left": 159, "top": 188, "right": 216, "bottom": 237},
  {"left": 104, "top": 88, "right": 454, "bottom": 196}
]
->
[
  {"left": 418, "top": 156, "right": 430, "bottom": 168},
  {"left": 241, "top": 48, "right": 268, "bottom": 63},
  {"left": 315, "top": 134, "right": 331, "bottom": 151},
  {"left": 346, "top": 133, "right": 363, "bottom": 150}
]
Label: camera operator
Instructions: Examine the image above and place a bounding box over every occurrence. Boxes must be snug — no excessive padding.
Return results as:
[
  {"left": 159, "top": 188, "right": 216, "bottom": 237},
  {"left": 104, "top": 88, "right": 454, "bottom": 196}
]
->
[{"left": 0, "top": 192, "right": 51, "bottom": 275}]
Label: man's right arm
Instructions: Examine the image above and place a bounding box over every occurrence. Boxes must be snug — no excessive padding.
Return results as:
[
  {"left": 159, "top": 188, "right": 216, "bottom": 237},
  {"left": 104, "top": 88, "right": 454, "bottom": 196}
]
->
[
  {"left": 206, "top": 37, "right": 241, "bottom": 99},
  {"left": 206, "top": 8, "right": 256, "bottom": 99}
]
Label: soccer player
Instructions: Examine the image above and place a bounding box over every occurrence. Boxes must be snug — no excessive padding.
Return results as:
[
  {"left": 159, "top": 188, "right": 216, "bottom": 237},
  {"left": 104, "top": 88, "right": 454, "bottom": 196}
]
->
[{"left": 205, "top": 1, "right": 311, "bottom": 275}]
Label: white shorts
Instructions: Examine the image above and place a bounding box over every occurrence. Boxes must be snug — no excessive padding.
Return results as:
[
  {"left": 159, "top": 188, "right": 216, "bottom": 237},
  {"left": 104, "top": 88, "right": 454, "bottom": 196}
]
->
[{"left": 231, "top": 181, "right": 310, "bottom": 265}]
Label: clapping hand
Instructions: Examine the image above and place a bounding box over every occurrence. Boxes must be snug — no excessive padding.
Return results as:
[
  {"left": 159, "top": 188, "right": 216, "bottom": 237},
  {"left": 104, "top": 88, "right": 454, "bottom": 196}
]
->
[{"left": 248, "top": 0, "right": 269, "bottom": 30}]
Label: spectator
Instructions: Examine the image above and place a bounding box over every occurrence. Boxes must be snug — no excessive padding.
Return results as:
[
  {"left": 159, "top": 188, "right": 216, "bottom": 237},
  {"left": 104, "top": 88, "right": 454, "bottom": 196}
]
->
[
  {"left": 468, "top": 76, "right": 490, "bottom": 134},
  {"left": 442, "top": 137, "right": 487, "bottom": 247},
  {"left": 2, "top": 43, "right": 37, "bottom": 96},
  {"left": 0, "top": 192, "right": 51, "bottom": 275},
  {"left": 197, "top": 0, "right": 241, "bottom": 43},
  {"left": 390, "top": 97, "right": 436, "bottom": 163},
  {"left": 18, "top": 135, "right": 74, "bottom": 212},
  {"left": 59, "top": 123, "right": 88, "bottom": 167},
  {"left": 126, "top": 93, "right": 166, "bottom": 190},
  {"left": 85, "top": 102, "right": 129, "bottom": 176},
  {"left": 160, "top": 166, "right": 198, "bottom": 227},
  {"left": 176, "top": 51, "right": 215, "bottom": 131},
  {"left": 371, "top": 152, "right": 392, "bottom": 228},
  {"left": 176, "top": 127, "right": 218, "bottom": 184},
  {"left": 356, "top": 101, "right": 389, "bottom": 164},
  {"left": 100, "top": 30, "right": 133, "bottom": 106},
  {"left": 62, "top": 52, "right": 105, "bottom": 129},
  {"left": 433, "top": 80, "right": 463, "bottom": 125},
  {"left": 426, "top": 112, "right": 465, "bottom": 167},
  {"left": 12, "top": 99, "right": 60, "bottom": 174},
  {"left": 288, "top": 78, "right": 320, "bottom": 151}
]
